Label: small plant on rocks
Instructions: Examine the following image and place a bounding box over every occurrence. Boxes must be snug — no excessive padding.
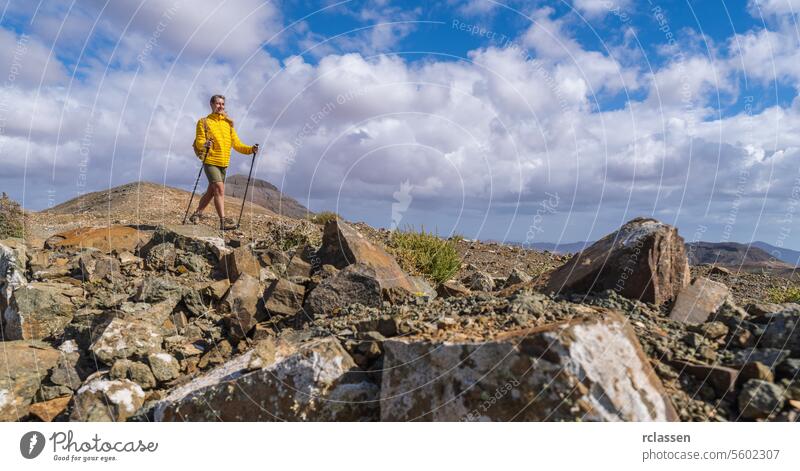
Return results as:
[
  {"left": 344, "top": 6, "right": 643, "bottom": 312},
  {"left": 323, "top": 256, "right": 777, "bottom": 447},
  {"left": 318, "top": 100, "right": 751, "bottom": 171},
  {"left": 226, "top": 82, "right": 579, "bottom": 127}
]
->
[
  {"left": 388, "top": 225, "right": 461, "bottom": 285},
  {"left": 309, "top": 211, "right": 340, "bottom": 225},
  {"left": 0, "top": 192, "right": 24, "bottom": 239},
  {"left": 766, "top": 284, "right": 800, "bottom": 303}
]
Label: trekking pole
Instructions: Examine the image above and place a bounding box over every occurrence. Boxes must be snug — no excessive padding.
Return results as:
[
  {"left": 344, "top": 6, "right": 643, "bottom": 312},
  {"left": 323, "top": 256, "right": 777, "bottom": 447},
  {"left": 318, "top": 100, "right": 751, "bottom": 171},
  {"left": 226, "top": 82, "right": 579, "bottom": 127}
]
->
[
  {"left": 183, "top": 142, "right": 212, "bottom": 225},
  {"left": 236, "top": 144, "right": 258, "bottom": 229}
]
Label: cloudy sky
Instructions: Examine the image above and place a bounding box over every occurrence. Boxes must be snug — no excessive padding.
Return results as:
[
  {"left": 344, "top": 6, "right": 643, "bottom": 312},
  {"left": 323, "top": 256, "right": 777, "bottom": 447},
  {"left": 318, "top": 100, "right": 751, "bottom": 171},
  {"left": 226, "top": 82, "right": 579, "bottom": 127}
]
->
[{"left": 1, "top": 0, "right": 800, "bottom": 248}]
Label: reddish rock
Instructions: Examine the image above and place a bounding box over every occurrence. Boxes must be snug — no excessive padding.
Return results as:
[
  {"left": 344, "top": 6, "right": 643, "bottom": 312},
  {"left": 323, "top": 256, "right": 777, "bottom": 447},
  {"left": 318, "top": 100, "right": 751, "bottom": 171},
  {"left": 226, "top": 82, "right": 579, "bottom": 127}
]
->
[
  {"left": 222, "top": 244, "right": 262, "bottom": 282},
  {"left": 670, "top": 360, "right": 738, "bottom": 398},
  {"left": 545, "top": 218, "right": 689, "bottom": 305},
  {"left": 0, "top": 341, "right": 62, "bottom": 421},
  {"left": 28, "top": 396, "right": 72, "bottom": 422},
  {"left": 44, "top": 225, "right": 145, "bottom": 253},
  {"left": 317, "top": 219, "right": 420, "bottom": 294}
]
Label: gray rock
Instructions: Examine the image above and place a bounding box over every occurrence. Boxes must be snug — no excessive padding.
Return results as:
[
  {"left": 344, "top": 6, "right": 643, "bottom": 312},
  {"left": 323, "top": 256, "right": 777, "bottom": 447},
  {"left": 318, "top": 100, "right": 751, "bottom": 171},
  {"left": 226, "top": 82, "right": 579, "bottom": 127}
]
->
[
  {"left": 381, "top": 309, "right": 678, "bottom": 421},
  {"left": 738, "top": 379, "right": 785, "bottom": 420},
  {"left": 141, "top": 225, "right": 231, "bottom": 266},
  {"left": 153, "top": 337, "right": 378, "bottom": 421},
  {"left": 3, "top": 282, "right": 77, "bottom": 340},
  {"left": 776, "top": 358, "right": 800, "bottom": 380},
  {"left": 303, "top": 263, "right": 383, "bottom": 319},
  {"left": 135, "top": 276, "right": 183, "bottom": 303},
  {"left": 462, "top": 270, "right": 495, "bottom": 291},
  {"left": 731, "top": 348, "right": 790, "bottom": 369},
  {"left": 506, "top": 267, "right": 532, "bottom": 286},
  {"left": 143, "top": 242, "right": 177, "bottom": 271},
  {"left": 758, "top": 309, "right": 800, "bottom": 355},
  {"left": 669, "top": 277, "right": 730, "bottom": 324},
  {"left": 175, "top": 251, "right": 209, "bottom": 273}
]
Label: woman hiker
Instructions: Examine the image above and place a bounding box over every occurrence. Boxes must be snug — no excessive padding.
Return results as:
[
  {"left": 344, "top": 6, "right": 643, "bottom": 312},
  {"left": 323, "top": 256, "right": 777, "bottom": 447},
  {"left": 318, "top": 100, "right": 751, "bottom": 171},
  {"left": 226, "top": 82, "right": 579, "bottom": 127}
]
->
[{"left": 188, "top": 94, "right": 259, "bottom": 230}]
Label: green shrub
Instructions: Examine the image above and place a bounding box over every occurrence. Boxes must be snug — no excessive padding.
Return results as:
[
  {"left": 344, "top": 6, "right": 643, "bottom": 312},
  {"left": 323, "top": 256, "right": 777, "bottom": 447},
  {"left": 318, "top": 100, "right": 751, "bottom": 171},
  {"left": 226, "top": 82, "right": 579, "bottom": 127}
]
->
[
  {"left": 387, "top": 226, "right": 461, "bottom": 284},
  {"left": 309, "top": 211, "right": 340, "bottom": 225},
  {"left": 766, "top": 285, "right": 800, "bottom": 303},
  {"left": 0, "top": 193, "right": 23, "bottom": 239}
]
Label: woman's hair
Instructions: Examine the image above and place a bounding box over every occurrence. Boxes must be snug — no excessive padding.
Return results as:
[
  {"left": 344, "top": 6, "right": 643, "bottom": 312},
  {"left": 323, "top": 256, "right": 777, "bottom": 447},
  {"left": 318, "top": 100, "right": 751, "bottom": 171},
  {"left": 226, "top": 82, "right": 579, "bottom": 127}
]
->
[{"left": 210, "top": 94, "right": 225, "bottom": 105}]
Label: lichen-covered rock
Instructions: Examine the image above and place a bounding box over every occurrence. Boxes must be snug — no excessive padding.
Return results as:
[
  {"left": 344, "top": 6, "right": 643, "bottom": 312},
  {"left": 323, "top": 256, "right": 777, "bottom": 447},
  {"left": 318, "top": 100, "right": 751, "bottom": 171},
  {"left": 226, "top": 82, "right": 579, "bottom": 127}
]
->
[
  {"left": 0, "top": 340, "right": 61, "bottom": 421},
  {"left": 153, "top": 337, "right": 378, "bottom": 421},
  {"left": 380, "top": 309, "right": 678, "bottom": 421},
  {"left": 546, "top": 217, "right": 689, "bottom": 305},
  {"left": 0, "top": 239, "right": 27, "bottom": 312},
  {"left": 135, "top": 276, "right": 183, "bottom": 303},
  {"left": 147, "top": 353, "right": 180, "bottom": 382},
  {"left": 89, "top": 318, "right": 163, "bottom": 365},
  {"left": 70, "top": 377, "right": 145, "bottom": 421},
  {"left": 3, "top": 282, "right": 78, "bottom": 340}
]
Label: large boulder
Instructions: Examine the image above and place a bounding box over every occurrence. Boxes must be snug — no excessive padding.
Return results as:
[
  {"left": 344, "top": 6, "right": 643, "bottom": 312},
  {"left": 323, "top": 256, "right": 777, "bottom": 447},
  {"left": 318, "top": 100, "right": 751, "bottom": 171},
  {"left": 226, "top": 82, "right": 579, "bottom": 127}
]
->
[
  {"left": 44, "top": 225, "right": 145, "bottom": 253},
  {"left": 303, "top": 263, "right": 383, "bottom": 318},
  {"left": 317, "top": 219, "right": 421, "bottom": 294},
  {"left": 669, "top": 277, "right": 731, "bottom": 324},
  {"left": 70, "top": 377, "right": 145, "bottom": 422},
  {"left": 545, "top": 218, "right": 689, "bottom": 305},
  {"left": 0, "top": 340, "right": 61, "bottom": 421},
  {"left": 380, "top": 309, "right": 678, "bottom": 421},
  {"left": 3, "top": 282, "right": 79, "bottom": 340},
  {"left": 152, "top": 336, "right": 378, "bottom": 421}
]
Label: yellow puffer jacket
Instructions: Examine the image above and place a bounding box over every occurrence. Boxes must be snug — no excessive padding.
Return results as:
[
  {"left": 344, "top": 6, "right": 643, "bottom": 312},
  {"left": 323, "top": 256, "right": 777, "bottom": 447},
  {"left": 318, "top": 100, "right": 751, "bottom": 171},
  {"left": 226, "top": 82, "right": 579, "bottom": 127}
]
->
[{"left": 194, "top": 112, "right": 254, "bottom": 167}]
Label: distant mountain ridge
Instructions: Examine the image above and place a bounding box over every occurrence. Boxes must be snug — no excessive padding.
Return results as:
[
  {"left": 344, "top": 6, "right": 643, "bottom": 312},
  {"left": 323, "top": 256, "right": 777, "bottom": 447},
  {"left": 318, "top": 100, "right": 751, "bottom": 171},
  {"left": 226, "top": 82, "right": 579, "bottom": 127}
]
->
[
  {"left": 224, "top": 175, "right": 311, "bottom": 220},
  {"left": 524, "top": 239, "right": 798, "bottom": 268}
]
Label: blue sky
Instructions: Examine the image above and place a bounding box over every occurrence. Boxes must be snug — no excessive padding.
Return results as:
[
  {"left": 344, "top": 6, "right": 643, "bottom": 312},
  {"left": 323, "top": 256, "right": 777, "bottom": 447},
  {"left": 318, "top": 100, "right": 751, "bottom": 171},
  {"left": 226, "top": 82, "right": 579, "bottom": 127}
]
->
[{"left": 2, "top": 0, "right": 800, "bottom": 251}]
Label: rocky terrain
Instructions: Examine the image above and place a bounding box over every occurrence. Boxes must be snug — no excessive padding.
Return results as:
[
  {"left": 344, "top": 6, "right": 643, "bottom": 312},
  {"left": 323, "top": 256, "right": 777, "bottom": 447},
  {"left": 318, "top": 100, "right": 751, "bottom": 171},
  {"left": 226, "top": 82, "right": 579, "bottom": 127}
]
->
[{"left": 2, "top": 185, "right": 800, "bottom": 422}]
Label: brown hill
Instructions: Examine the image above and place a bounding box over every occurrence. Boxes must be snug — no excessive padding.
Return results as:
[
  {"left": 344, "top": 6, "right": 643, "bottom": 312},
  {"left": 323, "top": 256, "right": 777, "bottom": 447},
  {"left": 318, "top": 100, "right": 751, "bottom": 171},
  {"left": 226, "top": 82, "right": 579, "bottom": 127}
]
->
[
  {"left": 27, "top": 181, "right": 276, "bottom": 243},
  {"left": 686, "top": 241, "right": 792, "bottom": 272},
  {"left": 224, "top": 174, "right": 311, "bottom": 219}
]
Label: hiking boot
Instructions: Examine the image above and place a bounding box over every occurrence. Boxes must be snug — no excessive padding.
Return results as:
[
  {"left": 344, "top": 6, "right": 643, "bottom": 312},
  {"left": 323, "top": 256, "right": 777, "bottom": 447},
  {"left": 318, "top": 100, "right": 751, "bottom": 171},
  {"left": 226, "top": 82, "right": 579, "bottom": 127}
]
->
[
  {"left": 188, "top": 212, "right": 203, "bottom": 224},
  {"left": 219, "top": 217, "right": 237, "bottom": 231}
]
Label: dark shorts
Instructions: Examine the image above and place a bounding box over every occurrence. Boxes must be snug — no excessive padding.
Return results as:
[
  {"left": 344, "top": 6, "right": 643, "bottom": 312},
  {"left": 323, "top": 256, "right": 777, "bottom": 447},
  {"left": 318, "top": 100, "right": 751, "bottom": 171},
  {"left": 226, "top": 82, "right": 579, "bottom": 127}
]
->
[{"left": 203, "top": 164, "right": 227, "bottom": 183}]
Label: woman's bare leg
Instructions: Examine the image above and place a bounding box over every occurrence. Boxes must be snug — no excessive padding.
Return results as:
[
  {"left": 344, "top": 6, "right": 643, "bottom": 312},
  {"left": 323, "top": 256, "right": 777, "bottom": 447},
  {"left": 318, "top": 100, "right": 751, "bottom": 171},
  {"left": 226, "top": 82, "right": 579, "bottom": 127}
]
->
[
  {"left": 212, "top": 182, "right": 225, "bottom": 220},
  {"left": 196, "top": 187, "right": 213, "bottom": 213}
]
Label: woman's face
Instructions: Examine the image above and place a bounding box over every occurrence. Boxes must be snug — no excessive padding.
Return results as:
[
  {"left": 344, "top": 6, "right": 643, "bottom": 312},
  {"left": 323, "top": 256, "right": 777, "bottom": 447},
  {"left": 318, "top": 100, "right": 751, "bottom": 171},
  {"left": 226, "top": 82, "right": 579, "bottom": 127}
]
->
[{"left": 211, "top": 98, "right": 225, "bottom": 114}]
